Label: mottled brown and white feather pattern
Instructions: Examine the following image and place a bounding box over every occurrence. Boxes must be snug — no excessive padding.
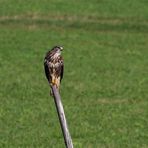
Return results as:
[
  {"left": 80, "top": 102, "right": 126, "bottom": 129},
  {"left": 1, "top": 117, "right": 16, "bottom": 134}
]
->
[{"left": 44, "top": 46, "right": 64, "bottom": 92}]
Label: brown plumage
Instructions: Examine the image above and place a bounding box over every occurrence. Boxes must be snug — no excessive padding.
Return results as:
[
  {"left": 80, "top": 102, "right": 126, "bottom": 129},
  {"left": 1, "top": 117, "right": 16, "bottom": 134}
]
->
[{"left": 44, "top": 46, "right": 64, "bottom": 95}]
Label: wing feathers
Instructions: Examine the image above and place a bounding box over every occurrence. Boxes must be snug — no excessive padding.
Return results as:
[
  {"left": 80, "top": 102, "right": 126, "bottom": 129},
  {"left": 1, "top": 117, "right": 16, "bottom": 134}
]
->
[{"left": 44, "top": 51, "right": 64, "bottom": 85}]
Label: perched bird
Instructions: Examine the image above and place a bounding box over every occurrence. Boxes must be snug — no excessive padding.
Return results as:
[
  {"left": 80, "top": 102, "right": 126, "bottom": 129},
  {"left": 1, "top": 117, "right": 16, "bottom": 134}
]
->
[{"left": 44, "top": 46, "right": 64, "bottom": 95}]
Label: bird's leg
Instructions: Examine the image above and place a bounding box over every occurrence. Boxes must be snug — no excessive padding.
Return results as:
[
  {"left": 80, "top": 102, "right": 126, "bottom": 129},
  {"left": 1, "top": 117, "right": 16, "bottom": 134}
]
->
[
  {"left": 51, "top": 75, "right": 57, "bottom": 86},
  {"left": 50, "top": 77, "right": 57, "bottom": 96},
  {"left": 55, "top": 78, "right": 60, "bottom": 92},
  {"left": 51, "top": 79, "right": 56, "bottom": 85},
  {"left": 51, "top": 77, "right": 60, "bottom": 92},
  {"left": 52, "top": 79, "right": 59, "bottom": 89}
]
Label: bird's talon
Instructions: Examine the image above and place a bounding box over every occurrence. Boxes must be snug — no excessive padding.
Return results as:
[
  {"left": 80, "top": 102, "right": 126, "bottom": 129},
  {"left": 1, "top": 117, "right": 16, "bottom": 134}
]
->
[{"left": 51, "top": 79, "right": 56, "bottom": 85}]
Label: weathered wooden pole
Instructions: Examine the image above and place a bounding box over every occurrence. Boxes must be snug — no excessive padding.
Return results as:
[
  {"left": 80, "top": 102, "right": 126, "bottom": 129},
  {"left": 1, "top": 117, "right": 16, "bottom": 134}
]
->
[{"left": 51, "top": 85, "right": 73, "bottom": 148}]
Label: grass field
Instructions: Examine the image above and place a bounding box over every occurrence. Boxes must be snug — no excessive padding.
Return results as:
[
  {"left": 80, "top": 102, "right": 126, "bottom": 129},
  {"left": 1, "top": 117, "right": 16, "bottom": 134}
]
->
[{"left": 0, "top": 0, "right": 148, "bottom": 147}]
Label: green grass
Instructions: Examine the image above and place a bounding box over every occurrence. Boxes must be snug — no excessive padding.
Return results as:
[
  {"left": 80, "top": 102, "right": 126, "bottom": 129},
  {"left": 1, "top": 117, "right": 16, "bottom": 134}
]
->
[{"left": 0, "top": 0, "right": 148, "bottom": 147}]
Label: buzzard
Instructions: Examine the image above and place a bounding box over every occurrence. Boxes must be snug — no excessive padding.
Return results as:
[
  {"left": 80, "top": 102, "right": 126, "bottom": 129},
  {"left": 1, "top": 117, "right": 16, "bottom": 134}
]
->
[{"left": 44, "top": 46, "right": 64, "bottom": 95}]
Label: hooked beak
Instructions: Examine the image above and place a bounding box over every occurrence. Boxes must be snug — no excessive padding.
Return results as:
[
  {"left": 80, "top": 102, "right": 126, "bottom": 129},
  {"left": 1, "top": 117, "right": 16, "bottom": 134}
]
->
[{"left": 60, "top": 46, "right": 63, "bottom": 51}]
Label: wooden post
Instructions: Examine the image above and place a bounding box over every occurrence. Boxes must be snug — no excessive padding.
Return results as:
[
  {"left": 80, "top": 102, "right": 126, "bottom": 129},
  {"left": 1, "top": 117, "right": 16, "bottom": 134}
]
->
[{"left": 51, "top": 85, "right": 73, "bottom": 148}]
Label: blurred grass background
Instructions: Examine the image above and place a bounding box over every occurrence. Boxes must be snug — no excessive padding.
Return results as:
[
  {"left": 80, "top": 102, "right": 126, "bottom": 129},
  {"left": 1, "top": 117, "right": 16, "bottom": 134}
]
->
[{"left": 0, "top": 0, "right": 148, "bottom": 147}]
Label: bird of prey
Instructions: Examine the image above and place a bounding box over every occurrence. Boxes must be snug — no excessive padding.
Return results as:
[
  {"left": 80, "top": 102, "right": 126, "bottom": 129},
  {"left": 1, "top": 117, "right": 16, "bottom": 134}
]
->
[{"left": 44, "top": 46, "right": 64, "bottom": 95}]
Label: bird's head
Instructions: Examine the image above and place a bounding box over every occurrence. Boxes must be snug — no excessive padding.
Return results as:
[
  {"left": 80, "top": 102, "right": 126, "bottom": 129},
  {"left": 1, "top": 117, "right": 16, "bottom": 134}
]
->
[{"left": 52, "top": 46, "right": 63, "bottom": 54}]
